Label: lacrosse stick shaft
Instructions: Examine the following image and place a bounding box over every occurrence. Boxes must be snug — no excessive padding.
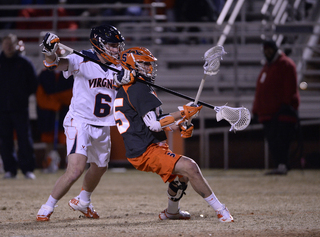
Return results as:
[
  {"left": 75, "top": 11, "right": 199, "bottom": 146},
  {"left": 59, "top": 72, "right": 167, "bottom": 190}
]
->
[
  {"left": 59, "top": 43, "right": 217, "bottom": 110},
  {"left": 187, "top": 74, "right": 207, "bottom": 125},
  {"left": 194, "top": 75, "right": 207, "bottom": 104},
  {"left": 59, "top": 43, "right": 121, "bottom": 73}
]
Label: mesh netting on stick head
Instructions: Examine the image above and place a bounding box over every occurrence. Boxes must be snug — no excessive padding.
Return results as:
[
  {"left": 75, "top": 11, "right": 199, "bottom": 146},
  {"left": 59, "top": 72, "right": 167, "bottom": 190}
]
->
[
  {"left": 214, "top": 106, "right": 251, "bottom": 132},
  {"left": 203, "top": 45, "right": 227, "bottom": 76}
]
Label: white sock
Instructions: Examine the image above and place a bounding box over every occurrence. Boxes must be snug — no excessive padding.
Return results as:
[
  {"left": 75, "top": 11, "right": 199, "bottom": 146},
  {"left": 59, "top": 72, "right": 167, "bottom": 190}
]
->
[
  {"left": 167, "top": 198, "right": 179, "bottom": 214},
  {"left": 79, "top": 189, "right": 92, "bottom": 203},
  {"left": 204, "top": 193, "right": 223, "bottom": 211},
  {"left": 45, "top": 195, "right": 58, "bottom": 208}
]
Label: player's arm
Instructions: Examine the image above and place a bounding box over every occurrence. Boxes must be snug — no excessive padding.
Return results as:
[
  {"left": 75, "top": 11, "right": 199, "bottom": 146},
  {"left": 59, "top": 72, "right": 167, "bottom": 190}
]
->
[
  {"left": 143, "top": 110, "right": 177, "bottom": 132},
  {"left": 143, "top": 102, "right": 202, "bottom": 134},
  {"left": 41, "top": 32, "right": 68, "bottom": 71},
  {"left": 176, "top": 102, "right": 203, "bottom": 138}
]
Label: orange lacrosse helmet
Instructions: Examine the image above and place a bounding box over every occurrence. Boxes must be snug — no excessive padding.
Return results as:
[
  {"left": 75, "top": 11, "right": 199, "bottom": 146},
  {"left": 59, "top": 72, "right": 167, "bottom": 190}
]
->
[{"left": 120, "top": 47, "right": 157, "bottom": 83}]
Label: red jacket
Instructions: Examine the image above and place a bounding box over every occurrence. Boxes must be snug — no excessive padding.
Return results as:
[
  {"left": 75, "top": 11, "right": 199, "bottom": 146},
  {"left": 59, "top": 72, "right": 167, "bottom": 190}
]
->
[{"left": 252, "top": 52, "right": 300, "bottom": 123}]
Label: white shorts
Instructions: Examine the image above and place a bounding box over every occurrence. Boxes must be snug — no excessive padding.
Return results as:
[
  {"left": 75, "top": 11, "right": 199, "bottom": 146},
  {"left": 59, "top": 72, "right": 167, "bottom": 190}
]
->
[{"left": 63, "top": 113, "right": 111, "bottom": 167}]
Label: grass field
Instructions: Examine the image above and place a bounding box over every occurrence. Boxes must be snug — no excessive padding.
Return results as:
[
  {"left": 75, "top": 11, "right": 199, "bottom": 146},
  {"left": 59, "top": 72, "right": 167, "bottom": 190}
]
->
[{"left": 0, "top": 168, "right": 319, "bottom": 237}]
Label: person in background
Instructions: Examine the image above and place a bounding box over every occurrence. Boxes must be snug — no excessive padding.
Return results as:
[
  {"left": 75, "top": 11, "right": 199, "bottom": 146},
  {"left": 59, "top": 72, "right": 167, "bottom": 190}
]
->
[
  {"left": 0, "top": 33, "right": 38, "bottom": 179},
  {"left": 36, "top": 47, "right": 74, "bottom": 173},
  {"left": 252, "top": 39, "right": 300, "bottom": 175}
]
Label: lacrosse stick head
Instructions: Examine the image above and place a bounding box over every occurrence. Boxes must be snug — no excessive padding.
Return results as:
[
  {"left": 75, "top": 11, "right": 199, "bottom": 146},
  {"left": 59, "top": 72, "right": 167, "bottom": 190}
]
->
[
  {"left": 214, "top": 105, "right": 251, "bottom": 132},
  {"left": 203, "top": 45, "right": 227, "bottom": 76}
]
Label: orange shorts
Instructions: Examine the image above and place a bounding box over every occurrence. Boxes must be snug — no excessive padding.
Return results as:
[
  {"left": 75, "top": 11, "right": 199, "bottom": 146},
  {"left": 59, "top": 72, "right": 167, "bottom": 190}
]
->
[{"left": 127, "top": 143, "right": 182, "bottom": 183}]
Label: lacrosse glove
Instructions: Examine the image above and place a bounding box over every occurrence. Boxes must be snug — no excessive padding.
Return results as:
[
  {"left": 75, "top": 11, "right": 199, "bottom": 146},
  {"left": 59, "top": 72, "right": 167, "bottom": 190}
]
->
[
  {"left": 179, "top": 102, "right": 203, "bottom": 121},
  {"left": 114, "top": 68, "right": 136, "bottom": 86},
  {"left": 177, "top": 120, "right": 194, "bottom": 138},
  {"left": 41, "top": 32, "right": 60, "bottom": 56}
]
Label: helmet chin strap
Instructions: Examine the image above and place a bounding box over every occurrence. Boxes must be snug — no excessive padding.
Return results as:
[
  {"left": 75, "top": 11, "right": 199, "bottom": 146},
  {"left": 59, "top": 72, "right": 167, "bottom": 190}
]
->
[{"left": 96, "top": 52, "right": 112, "bottom": 65}]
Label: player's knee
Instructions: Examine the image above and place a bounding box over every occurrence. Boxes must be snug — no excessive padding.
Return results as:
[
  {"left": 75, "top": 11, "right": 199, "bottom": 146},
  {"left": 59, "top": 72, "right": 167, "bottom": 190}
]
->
[
  {"left": 176, "top": 156, "right": 200, "bottom": 179},
  {"left": 65, "top": 167, "right": 84, "bottom": 183},
  {"left": 182, "top": 157, "right": 200, "bottom": 177},
  {"left": 89, "top": 165, "right": 107, "bottom": 176}
]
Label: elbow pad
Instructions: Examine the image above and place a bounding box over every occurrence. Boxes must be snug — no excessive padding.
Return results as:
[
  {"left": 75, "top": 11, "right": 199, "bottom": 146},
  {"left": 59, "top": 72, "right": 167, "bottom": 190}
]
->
[{"left": 143, "top": 111, "right": 162, "bottom": 132}]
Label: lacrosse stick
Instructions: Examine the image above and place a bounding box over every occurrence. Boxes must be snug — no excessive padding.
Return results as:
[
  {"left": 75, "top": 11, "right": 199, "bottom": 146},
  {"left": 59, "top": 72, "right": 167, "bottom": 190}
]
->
[
  {"left": 187, "top": 45, "right": 227, "bottom": 125},
  {"left": 214, "top": 105, "right": 251, "bottom": 132},
  {"left": 59, "top": 43, "right": 251, "bottom": 132},
  {"left": 58, "top": 43, "right": 215, "bottom": 109}
]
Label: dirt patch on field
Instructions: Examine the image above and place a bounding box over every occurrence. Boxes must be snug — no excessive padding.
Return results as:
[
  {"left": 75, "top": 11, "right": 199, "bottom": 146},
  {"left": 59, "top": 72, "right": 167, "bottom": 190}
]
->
[{"left": 0, "top": 169, "right": 319, "bottom": 237}]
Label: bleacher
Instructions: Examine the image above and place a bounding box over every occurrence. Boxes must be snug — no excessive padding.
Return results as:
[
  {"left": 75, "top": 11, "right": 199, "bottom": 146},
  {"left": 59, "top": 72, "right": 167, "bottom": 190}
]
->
[{"left": 0, "top": 2, "right": 319, "bottom": 116}]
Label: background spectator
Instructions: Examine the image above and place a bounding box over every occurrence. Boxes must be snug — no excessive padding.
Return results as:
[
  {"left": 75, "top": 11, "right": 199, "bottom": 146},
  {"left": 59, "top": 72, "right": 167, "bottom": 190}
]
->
[
  {"left": 252, "top": 39, "right": 300, "bottom": 175},
  {"left": 0, "top": 33, "right": 38, "bottom": 179},
  {"left": 36, "top": 47, "right": 73, "bottom": 172}
]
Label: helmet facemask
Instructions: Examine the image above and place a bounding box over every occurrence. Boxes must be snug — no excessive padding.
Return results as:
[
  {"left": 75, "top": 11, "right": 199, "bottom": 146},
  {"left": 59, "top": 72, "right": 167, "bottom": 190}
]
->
[
  {"left": 135, "top": 60, "right": 157, "bottom": 83},
  {"left": 92, "top": 37, "right": 124, "bottom": 65}
]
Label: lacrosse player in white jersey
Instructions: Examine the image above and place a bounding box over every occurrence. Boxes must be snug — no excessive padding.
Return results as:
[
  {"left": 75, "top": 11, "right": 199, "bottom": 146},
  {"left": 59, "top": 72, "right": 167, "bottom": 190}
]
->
[{"left": 37, "top": 25, "right": 134, "bottom": 221}]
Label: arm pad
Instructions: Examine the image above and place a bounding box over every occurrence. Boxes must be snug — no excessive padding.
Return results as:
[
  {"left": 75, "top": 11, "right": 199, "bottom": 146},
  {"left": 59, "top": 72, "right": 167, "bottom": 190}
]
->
[
  {"left": 143, "top": 111, "right": 162, "bottom": 132},
  {"left": 159, "top": 114, "right": 175, "bottom": 128}
]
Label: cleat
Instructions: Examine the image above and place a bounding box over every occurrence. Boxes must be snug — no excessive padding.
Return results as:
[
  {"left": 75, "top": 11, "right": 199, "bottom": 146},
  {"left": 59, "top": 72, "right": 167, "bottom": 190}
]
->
[
  {"left": 68, "top": 196, "right": 99, "bottom": 219},
  {"left": 159, "top": 208, "right": 191, "bottom": 220},
  {"left": 37, "top": 204, "right": 54, "bottom": 221},
  {"left": 215, "top": 205, "right": 234, "bottom": 223}
]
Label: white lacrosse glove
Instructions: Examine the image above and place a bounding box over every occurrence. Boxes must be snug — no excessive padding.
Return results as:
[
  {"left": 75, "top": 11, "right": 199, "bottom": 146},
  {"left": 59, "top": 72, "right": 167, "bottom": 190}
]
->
[
  {"left": 41, "top": 32, "right": 60, "bottom": 56},
  {"left": 114, "top": 68, "right": 136, "bottom": 86}
]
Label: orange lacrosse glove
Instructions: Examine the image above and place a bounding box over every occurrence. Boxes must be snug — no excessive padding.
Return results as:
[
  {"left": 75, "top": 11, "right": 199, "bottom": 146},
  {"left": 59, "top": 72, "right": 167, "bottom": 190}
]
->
[
  {"left": 177, "top": 120, "right": 194, "bottom": 138},
  {"left": 179, "top": 103, "right": 203, "bottom": 121}
]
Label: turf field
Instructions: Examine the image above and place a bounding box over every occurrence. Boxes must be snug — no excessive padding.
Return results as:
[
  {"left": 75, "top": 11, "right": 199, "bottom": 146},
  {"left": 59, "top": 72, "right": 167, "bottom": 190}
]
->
[{"left": 1, "top": 169, "right": 319, "bottom": 236}]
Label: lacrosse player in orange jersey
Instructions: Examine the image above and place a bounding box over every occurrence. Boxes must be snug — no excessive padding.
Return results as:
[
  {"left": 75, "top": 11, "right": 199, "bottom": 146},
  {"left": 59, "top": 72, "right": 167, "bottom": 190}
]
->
[{"left": 113, "top": 47, "right": 234, "bottom": 222}]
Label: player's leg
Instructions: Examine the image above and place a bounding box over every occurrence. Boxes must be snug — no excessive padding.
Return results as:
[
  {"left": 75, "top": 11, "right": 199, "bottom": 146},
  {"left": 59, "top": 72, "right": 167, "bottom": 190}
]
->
[
  {"left": 68, "top": 163, "right": 107, "bottom": 219},
  {"left": 81, "top": 162, "right": 108, "bottom": 192},
  {"left": 36, "top": 153, "right": 87, "bottom": 221},
  {"left": 68, "top": 125, "right": 110, "bottom": 219},
  {"left": 173, "top": 156, "right": 234, "bottom": 222},
  {"left": 37, "top": 114, "right": 89, "bottom": 221},
  {"left": 52, "top": 153, "right": 88, "bottom": 199},
  {"left": 159, "top": 176, "right": 191, "bottom": 220}
]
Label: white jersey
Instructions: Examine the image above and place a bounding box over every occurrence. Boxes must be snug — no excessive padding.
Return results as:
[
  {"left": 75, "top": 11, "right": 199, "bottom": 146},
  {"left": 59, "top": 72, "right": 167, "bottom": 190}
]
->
[{"left": 63, "top": 49, "right": 120, "bottom": 126}]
